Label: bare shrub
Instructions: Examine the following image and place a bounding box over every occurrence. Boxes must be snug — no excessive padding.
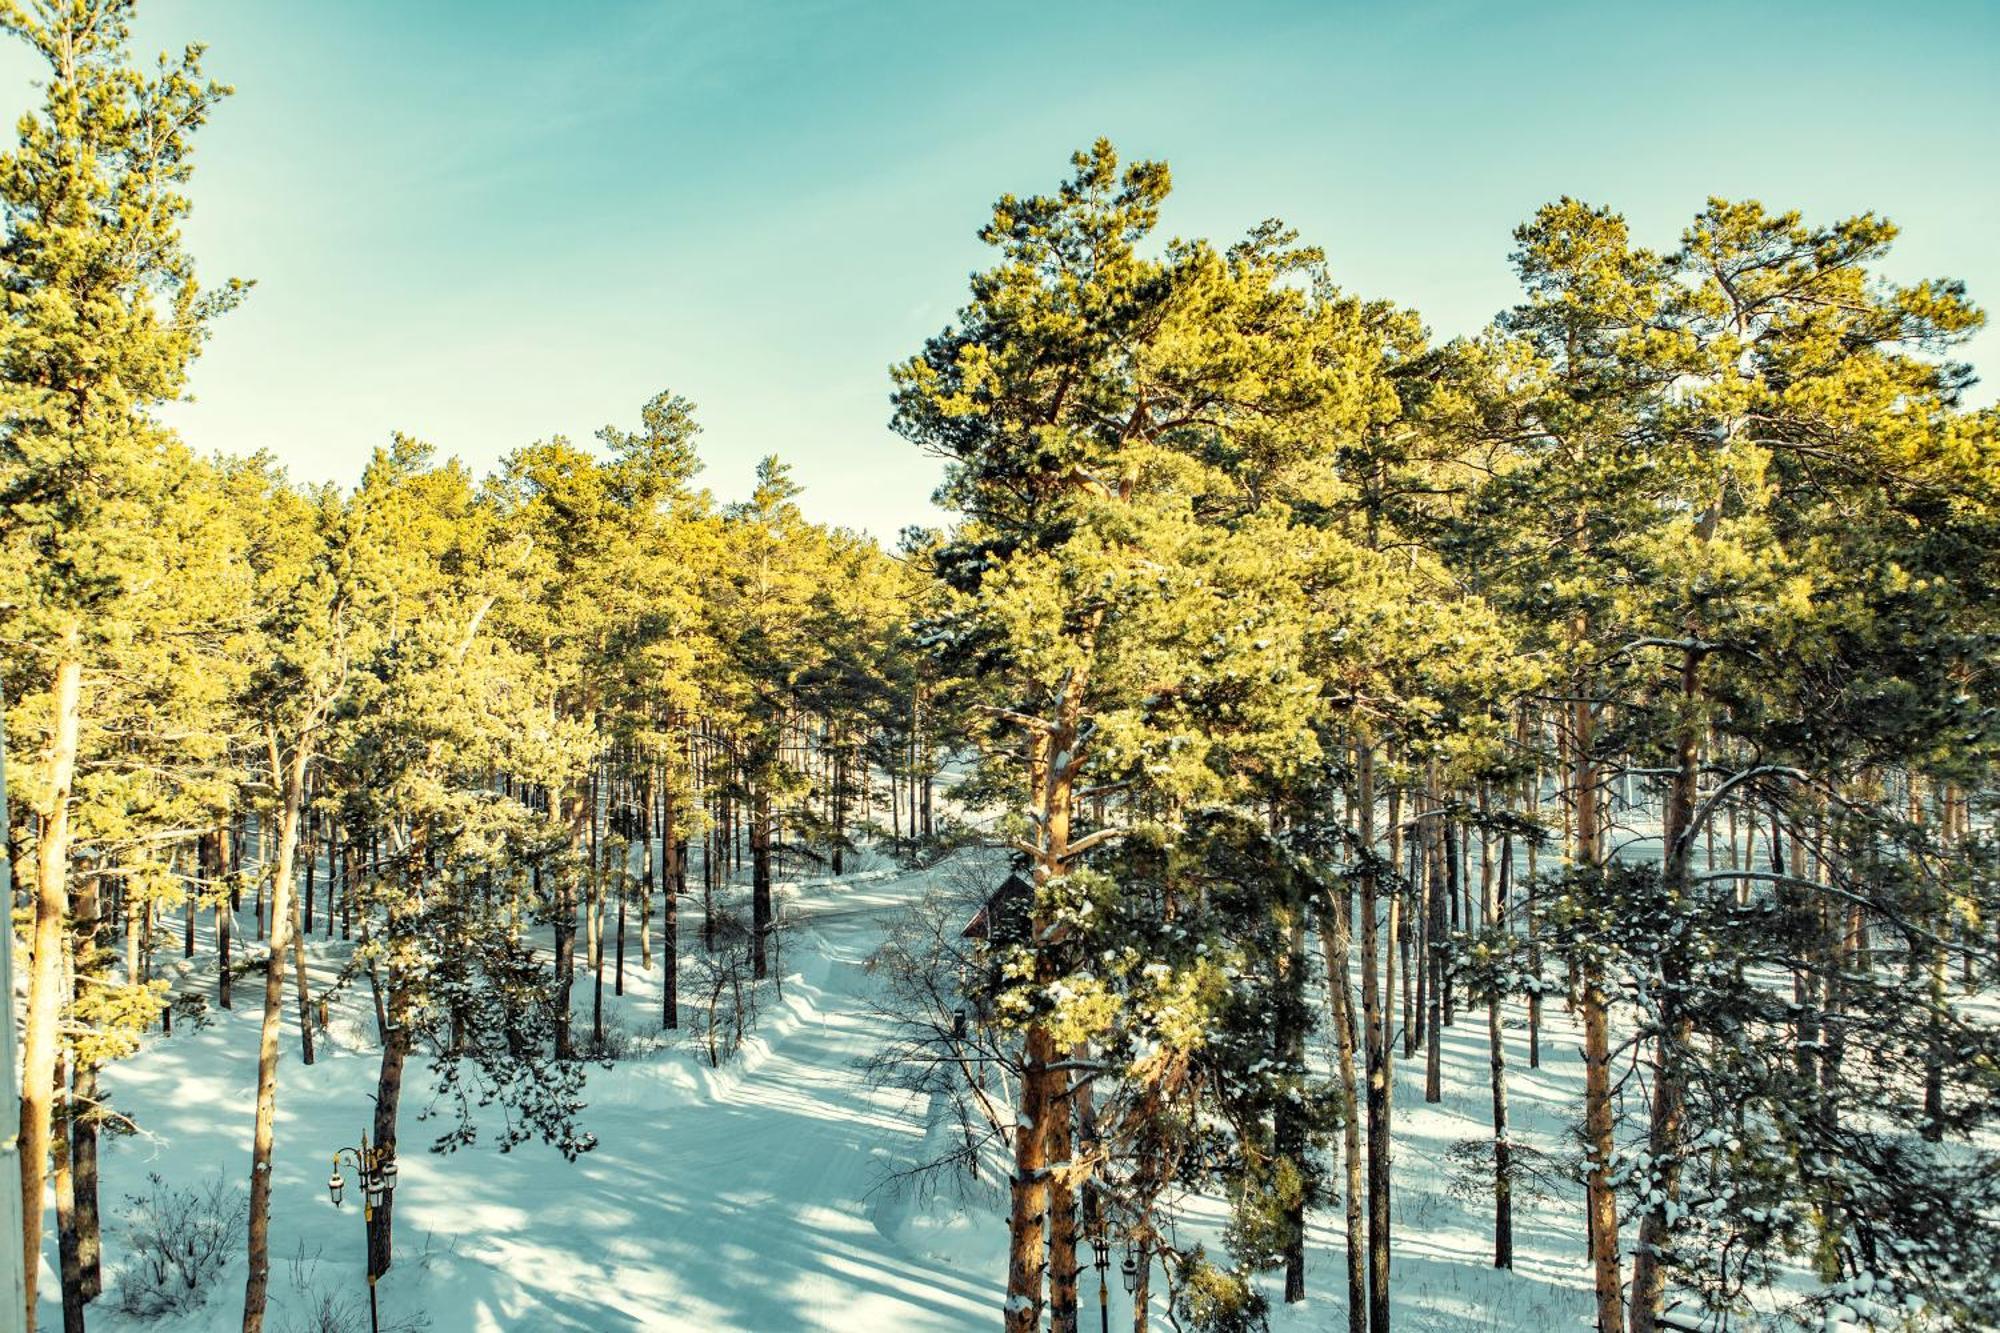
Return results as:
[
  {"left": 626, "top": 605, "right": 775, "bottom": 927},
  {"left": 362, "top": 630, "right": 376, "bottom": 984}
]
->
[
  {"left": 685, "top": 906, "right": 759, "bottom": 1066},
  {"left": 113, "top": 1170, "right": 245, "bottom": 1317}
]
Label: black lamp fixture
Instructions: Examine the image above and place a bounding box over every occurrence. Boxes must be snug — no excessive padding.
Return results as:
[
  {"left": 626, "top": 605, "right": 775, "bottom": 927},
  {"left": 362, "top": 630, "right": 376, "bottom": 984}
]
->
[
  {"left": 327, "top": 1129, "right": 397, "bottom": 1333},
  {"left": 1091, "top": 1226, "right": 1112, "bottom": 1333},
  {"left": 1120, "top": 1239, "right": 1141, "bottom": 1295}
]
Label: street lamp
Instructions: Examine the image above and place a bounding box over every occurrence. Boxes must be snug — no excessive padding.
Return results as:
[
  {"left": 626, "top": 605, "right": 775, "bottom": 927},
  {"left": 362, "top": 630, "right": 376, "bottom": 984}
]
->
[
  {"left": 1120, "top": 1239, "right": 1140, "bottom": 1295},
  {"left": 1090, "top": 1227, "right": 1111, "bottom": 1333},
  {"left": 329, "top": 1129, "right": 397, "bottom": 1333}
]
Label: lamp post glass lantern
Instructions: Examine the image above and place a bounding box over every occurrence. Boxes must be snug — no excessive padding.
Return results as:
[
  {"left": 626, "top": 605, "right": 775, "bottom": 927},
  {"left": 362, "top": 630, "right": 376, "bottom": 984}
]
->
[
  {"left": 1121, "top": 1239, "right": 1140, "bottom": 1295},
  {"left": 328, "top": 1130, "right": 397, "bottom": 1333}
]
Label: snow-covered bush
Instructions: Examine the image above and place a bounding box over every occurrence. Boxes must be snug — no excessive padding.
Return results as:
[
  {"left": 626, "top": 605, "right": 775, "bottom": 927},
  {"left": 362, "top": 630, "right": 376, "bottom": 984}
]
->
[
  {"left": 169, "top": 990, "right": 214, "bottom": 1033},
  {"left": 1170, "top": 1245, "right": 1270, "bottom": 1333},
  {"left": 281, "top": 1289, "right": 363, "bottom": 1333},
  {"left": 686, "top": 907, "right": 760, "bottom": 1066},
  {"left": 280, "top": 1288, "right": 430, "bottom": 1333},
  {"left": 112, "top": 1170, "right": 245, "bottom": 1317},
  {"left": 591, "top": 1012, "right": 665, "bottom": 1061},
  {"left": 1443, "top": 1135, "right": 1567, "bottom": 1208}
]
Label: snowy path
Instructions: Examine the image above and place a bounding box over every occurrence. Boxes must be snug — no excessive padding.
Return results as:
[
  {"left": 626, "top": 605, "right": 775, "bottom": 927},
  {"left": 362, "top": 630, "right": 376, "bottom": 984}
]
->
[{"left": 411, "top": 872, "right": 1004, "bottom": 1331}]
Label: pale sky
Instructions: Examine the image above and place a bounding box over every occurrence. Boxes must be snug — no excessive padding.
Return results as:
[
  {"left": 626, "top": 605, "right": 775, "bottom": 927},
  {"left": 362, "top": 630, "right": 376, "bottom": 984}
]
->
[{"left": 5, "top": 0, "right": 1996, "bottom": 540}]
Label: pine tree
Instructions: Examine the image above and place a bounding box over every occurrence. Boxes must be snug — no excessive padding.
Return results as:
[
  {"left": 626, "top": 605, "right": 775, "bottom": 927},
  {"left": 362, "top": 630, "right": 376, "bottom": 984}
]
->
[{"left": 895, "top": 140, "right": 1415, "bottom": 1331}]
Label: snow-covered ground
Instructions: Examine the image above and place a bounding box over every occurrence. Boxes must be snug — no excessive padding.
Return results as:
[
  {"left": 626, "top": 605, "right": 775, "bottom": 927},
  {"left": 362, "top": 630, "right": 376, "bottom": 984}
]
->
[{"left": 45, "top": 851, "right": 1609, "bottom": 1331}]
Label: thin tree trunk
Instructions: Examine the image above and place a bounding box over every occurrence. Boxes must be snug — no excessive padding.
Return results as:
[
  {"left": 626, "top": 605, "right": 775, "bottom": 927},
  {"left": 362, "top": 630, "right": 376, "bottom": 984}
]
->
[
  {"left": 69, "top": 1055, "right": 101, "bottom": 1306},
  {"left": 303, "top": 819, "right": 315, "bottom": 937},
  {"left": 1628, "top": 645, "right": 1703, "bottom": 1333},
  {"left": 1486, "top": 796, "right": 1513, "bottom": 1270},
  {"left": 1132, "top": 1235, "right": 1151, "bottom": 1333},
  {"left": 217, "top": 826, "right": 234, "bottom": 1011},
  {"left": 1526, "top": 726, "right": 1544, "bottom": 1070},
  {"left": 615, "top": 813, "right": 629, "bottom": 998},
  {"left": 1323, "top": 865, "right": 1366, "bottom": 1332},
  {"left": 1276, "top": 884, "right": 1308, "bottom": 1304},
  {"left": 554, "top": 775, "right": 586, "bottom": 1059},
  {"left": 830, "top": 745, "right": 846, "bottom": 877},
  {"left": 53, "top": 1050, "right": 84, "bottom": 1333},
  {"left": 1575, "top": 683, "right": 1623, "bottom": 1333},
  {"left": 1425, "top": 814, "right": 1447, "bottom": 1104},
  {"left": 1361, "top": 745, "right": 1393, "bottom": 1333},
  {"left": 663, "top": 779, "right": 680, "bottom": 1030},
  {"left": 1048, "top": 1079, "right": 1078, "bottom": 1333},
  {"left": 368, "top": 993, "right": 409, "bottom": 1281},
  {"left": 639, "top": 765, "right": 654, "bottom": 971},
  {"left": 21, "top": 652, "right": 83, "bottom": 1333},
  {"left": 243, "top": 737, "right": 310, "bottom": 1333},
  {"left": 587, "top": 771, "right": 602, "bottom": 971},
  {"left": 751, "top": 785, "right": 772, "bottom": 981},
  {"left": 291, "top": 856, "right": 316, "bottom": 1068},
  {"left": 68, "top": 875, "right": 102, "bottom": 1303}
]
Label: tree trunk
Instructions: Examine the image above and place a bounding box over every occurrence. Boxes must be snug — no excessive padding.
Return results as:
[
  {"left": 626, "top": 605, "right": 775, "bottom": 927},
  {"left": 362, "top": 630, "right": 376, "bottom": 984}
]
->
[
  {"left": 614, "top": 834, "right": 628, "bottom": 999},
  {"left": 217, "top": 826, "right": 234, "bottom": 1011},
  {"left": 1574, "top": 686, "right": 1623, "bottom": 1333},
  {"left": 553, "top": 776, "right": 586, "bottom": 1059},
  {"left": 69, "top": 1057, "right": 100, "bottom": 1305},
  {"left": 1007, "top": 707, "right": 1084, "bottom": 1333},
  {"left": 1525, "top": 724, "right": 1543, "bottom": 1070},
  {"left": 1322, "top": 875, "right": 1366, "bottom": 1332},
  {"left": 1359, "top": 745, "right": 1392, "bottom": 1333},
  {"left": 21, "top": 651, "right": 83, "bottom": 1333},
  {"left": 53, "top": 1052, "right": 83, "bottom": 1333},
  {"left": 369, "top": 1014, "right": 409, "bottom": 1281},
  {"left": 328, "top": 821, "right": 341, "bottom": 940},
  {"left": 586, "top": 772, "right": 602, "bottom": 972},
  {"left": 1006, "top": 1025, "right": 1055, "bottom": 1333},
  {"left": 291, "top": 870, "right": 315, "bottom": 1069},
  {"left": 1132, "top": 1235, "right": 1151, "bottom": 1333},
  {"left": 243, "top": 738, "right": 310, "bottom": 1333},
  {"left": 639, "top": 767, "right": 654, "bottom": 972},
  {"left": 663, "top": 781, "right": 680, "bottom": 1030},
  {"left": 591, "top": 775, "right": 607, "bottom": 1049},
  {"left": 1048, "top": 1079, "right": 1078, "bottom": 1333},
  {"left": 1627, "top": 645, "right": 1703, "bottom": 1333},
  {"left": 1425, "top": 815, "right": 1447, "bottom": 1104},
  {"left": 303, "top": 818, "right": 315, "bottom": 937},
  {"left": 830, "top": 747, "right": 845, "bottom": 877},
  {"left": 1279, "top": 906, "right": 1308, "bottom": 1305},
  {"left": 68, "top": 875, "right": 102, "bottom": 1303},
  {"left": 1484, "top": 794, "right": 1513, "bottom": 1271},
  {"left": 751, "top": 785, "right": 772, "bottom": 981}
]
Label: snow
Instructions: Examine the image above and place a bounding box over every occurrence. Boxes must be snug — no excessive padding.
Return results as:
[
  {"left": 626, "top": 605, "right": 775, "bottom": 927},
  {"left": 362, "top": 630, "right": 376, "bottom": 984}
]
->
[
  {"left": 48, "top": 857, "right": 1006, "bottom": 1331},
  {"left": 45, "top": 846, "right": 1634, "bottom": 1332}
]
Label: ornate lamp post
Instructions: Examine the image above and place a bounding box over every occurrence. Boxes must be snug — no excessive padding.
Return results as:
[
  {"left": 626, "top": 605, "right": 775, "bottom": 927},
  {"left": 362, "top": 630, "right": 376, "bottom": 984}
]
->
[
  {"left": 1090, "top": 1226, "right": 1111, "bottom": 1333},
  {"left": 328, "top": 1130, "right": 397, "bottom": 1333}
]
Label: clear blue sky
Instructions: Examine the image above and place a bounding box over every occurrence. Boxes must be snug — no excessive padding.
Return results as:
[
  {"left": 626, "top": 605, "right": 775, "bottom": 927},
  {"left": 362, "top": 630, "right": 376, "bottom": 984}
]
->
[{"left": 5, "top": 0, "right": 1996, "bottom": 539}]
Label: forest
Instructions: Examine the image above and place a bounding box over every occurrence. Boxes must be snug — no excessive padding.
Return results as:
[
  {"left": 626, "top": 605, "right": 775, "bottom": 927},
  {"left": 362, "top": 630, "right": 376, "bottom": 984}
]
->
[{"left": 2, "top": 3, "right": 1997, "bottom": 1332}]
